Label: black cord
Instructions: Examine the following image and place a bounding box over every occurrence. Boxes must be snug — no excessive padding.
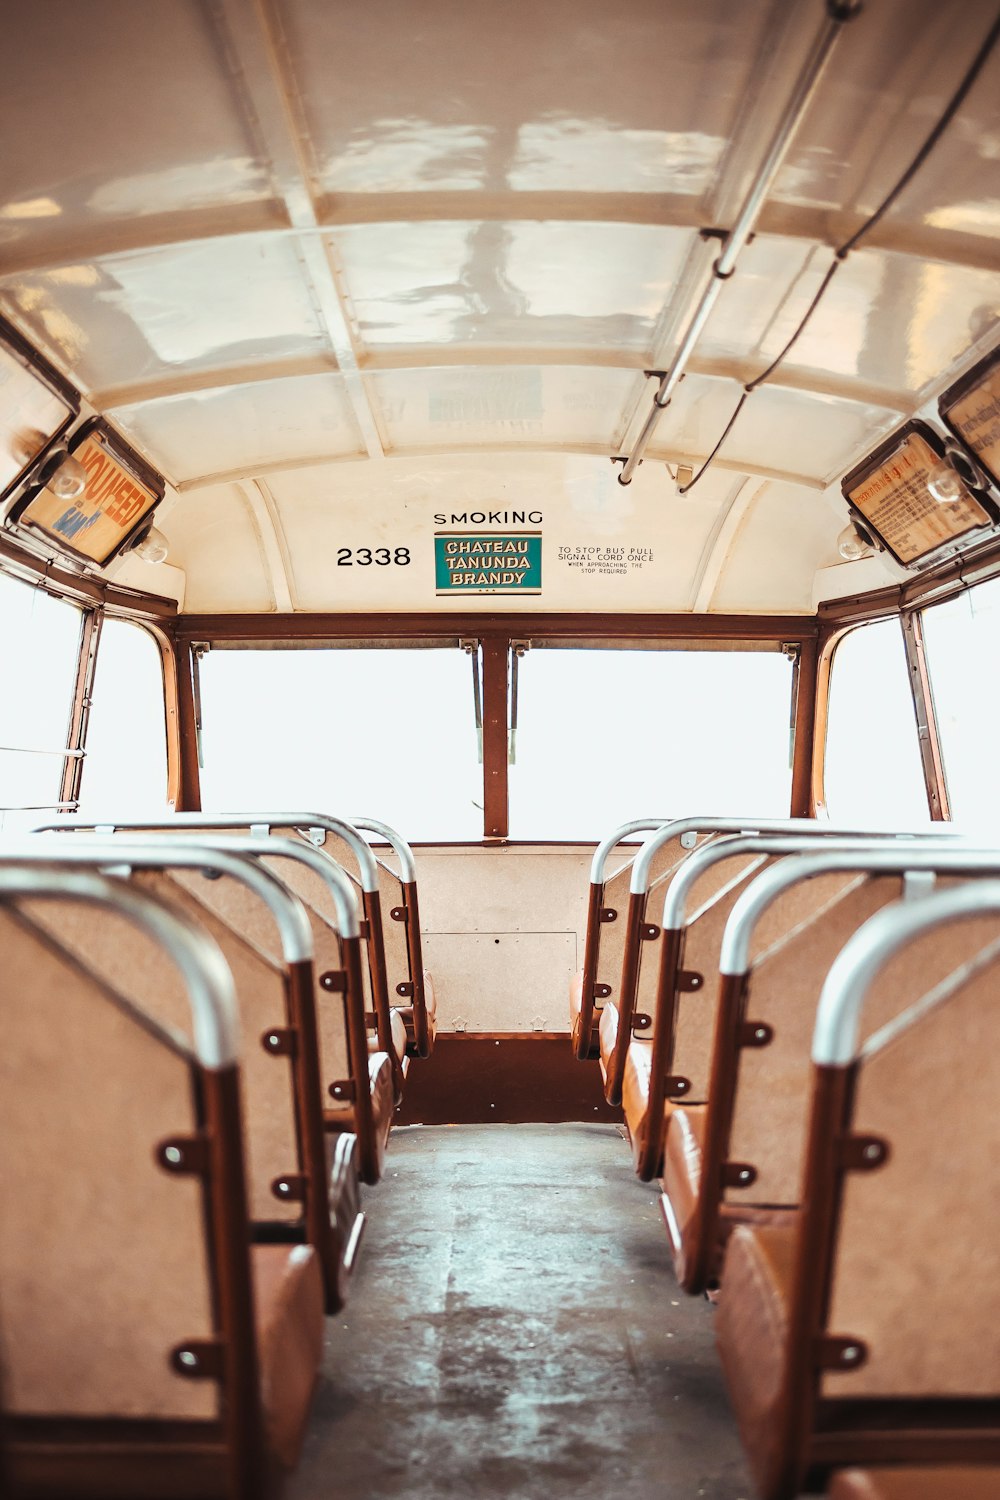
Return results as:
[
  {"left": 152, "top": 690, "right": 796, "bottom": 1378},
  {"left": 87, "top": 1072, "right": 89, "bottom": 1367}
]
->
[{"left": 679, "top": 7, "right": 1000, "bottom": 493}]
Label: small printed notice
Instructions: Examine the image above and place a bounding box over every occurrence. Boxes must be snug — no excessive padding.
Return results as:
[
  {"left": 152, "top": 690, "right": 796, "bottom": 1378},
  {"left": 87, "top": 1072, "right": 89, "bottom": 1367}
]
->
[
  {"left": 943, "top": 360, "right": 1000, "bottom": 491},
  {"left": 557, "top": 545, "right": 654, "bottom": 576},
  {"left": 845, "top": 430, "right": 990, "bottom": 566},
  {"left": 435, "top": 531, "right": 542, "bottom": 594}
]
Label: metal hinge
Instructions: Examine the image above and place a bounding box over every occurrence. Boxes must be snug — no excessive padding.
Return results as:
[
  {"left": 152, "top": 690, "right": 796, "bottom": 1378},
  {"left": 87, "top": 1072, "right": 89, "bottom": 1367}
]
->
[
  {"left": 815, "top": 1335, "right": 868, "bottom": 1371},
  {"left": 271, "top": 1173, "right": 307, "bottom": 1204},
  {"left": 171, "top": 1338, "right": 224, "bottom": 1380},
  {"left": 261, "top": 1027, "right": 297, "bottom": 1057},
  {"left": 836, "top": 1135, "right": 890, "bottom": 1171},
  {"left": 156, "top": 1135, "right": 211, "bottom": 1176}
]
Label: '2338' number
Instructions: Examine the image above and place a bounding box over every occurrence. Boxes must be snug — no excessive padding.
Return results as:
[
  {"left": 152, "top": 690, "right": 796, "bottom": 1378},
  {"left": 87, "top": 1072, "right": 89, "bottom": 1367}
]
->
[{"left": 336, "top": 547, "right": 411, "bottom": 566}]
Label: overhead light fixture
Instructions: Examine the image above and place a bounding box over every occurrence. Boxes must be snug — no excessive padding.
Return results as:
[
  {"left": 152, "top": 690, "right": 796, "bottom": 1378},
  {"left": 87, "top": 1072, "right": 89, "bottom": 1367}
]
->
[
  {"left": 131, "top": 524, "right": 169, "bottom": 564},
  {"left": 837, "top": 521, "right": 874, "bottom": 561},
  {"left": 47, "top": 451, "right": 89, "bottom": 500}
]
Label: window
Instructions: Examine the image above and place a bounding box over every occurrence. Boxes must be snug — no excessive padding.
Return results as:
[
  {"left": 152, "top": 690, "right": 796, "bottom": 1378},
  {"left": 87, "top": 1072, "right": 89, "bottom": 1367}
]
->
[
  {"left": 921, "top": 578, "right": 1000, "bottom": 829},
  {"left": 0, "top": 570, "right": 82, "bottom": 832},
  {"left": 822, "top": 619, "right": 929, "bottom": 827},
  {"left": 198, "top": 646, "right": 481, "bottom": 841},
  {"left": 508, "top": 647, "right": 795, "bottom": 840},
  {"left": 77, "top": 618, "right": 170, "bottom": 817}
]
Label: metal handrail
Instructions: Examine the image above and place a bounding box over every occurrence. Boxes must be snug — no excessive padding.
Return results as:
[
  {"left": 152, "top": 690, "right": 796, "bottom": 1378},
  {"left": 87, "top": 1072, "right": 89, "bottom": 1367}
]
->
[
  {"left": 0, "top": 864, "right": 239, "bottom": 1067},
  {"left": 813, "top": 879, "right": 1000, "bottom": 1065},
  {"left": 720, "top": 844, "right": 1000, "bottom": 975}
]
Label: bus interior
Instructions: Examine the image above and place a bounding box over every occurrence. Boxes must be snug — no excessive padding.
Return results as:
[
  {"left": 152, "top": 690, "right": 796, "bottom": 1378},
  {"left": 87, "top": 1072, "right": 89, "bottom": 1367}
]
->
[{"left": 1, "top": 2, "right": 1000, "bottom": 1497}]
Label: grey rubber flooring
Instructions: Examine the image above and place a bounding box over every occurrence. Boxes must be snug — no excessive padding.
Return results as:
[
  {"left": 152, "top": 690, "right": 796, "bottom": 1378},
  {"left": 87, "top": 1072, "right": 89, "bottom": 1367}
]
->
[{"left": 289, "top": 1122, "right": 756, "bottom": 1500}]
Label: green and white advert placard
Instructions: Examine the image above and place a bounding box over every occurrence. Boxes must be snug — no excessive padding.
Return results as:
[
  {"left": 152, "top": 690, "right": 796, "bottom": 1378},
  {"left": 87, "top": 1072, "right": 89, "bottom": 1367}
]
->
[{"left": 435, "top": 531, "right": 542, "bottom": 594}]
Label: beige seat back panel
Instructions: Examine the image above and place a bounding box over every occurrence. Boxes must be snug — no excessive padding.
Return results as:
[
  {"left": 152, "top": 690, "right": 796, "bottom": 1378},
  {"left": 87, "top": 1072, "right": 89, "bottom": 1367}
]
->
[
  {"left": 824, "top": 946, "right": 1000, "bottom": 1398},
  {"left": 301, "top": 906, "right": 351, "bottom": 1091},
  {"left": 20, "top": 897, "right": 195, "bottom": 1041},
  {"left": 632, "top": 837, "right": 712, "bottom": 1037},
  {"left": 131, "top": 873, "right": 301, "bottom": 1225},
  {"left": 595, "top": 837, "right": 689, "bottom": 1002},
  {"left": 672, "top": 856, "right": 770, "bottom": 1097},
  {"left": 375, "top": 858, "right": 410, "bottom": 1000},
  {"left": 728, "top": 875, "right": 902, "bottom": 1204},
  {"left": 0, "top": 910, "right": 217, "bottom": 1420},
  {"left": 167, "top": 865, "right": 278, "bottom": 963}
]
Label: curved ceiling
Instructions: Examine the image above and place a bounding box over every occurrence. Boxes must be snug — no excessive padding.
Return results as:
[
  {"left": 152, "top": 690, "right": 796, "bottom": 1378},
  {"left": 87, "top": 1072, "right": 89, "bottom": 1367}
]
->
[{"left": 1, "top": 0, "right": 998, "bottom": 613}]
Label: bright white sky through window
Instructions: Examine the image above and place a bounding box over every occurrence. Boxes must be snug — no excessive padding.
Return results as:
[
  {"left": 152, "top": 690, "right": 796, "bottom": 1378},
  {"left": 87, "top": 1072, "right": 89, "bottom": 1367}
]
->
[{"left": 199, "top": 644, "right": 794, "bottom": 841}]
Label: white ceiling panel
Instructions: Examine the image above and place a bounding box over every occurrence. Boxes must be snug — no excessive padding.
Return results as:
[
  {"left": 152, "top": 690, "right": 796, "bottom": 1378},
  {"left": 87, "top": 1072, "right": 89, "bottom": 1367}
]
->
[
  {"left": 649, "top": 375, "right": 899, "bottom": 486},
  {"left": 696, "top": 235, "right": 1000, "bottom": 400},
  {"left": 767, "top": 0, "right": 1000, "bottom": 232},
  {"left": 0, "top": 1, "right": 277, "bottom": 254},
  {"left": 371, "top": 366, "right": 637, "bottom": 453},
  {"left": 162, "top": 483, "right": 275, "bottom": 612},
  {"left": 276, "top": 0, "right": 782, "bottom": 200},
  {"left": 0, "top": 237, "right": 330, "bottom": 395},
  {"left": 108, "top": 374, "right": 365, "bottom": 485},
  {"left": 335, "top": 221, "right": 695, "bottom": 354}
]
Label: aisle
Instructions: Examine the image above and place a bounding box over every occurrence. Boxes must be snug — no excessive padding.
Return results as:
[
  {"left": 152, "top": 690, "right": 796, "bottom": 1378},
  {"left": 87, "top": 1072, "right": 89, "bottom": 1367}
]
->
[{"left": 290, "top": 1123, "right": 753, "bottom": 1500}]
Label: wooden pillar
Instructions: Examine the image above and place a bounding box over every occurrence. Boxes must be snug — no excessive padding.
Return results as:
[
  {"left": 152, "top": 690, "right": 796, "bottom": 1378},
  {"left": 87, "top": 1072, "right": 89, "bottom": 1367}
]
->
[{"left": 481, "top": 638, "right": 509, "bottom": 839}]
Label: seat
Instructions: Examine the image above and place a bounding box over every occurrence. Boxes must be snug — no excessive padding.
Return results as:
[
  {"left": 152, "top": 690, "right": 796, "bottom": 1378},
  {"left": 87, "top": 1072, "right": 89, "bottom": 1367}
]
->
[
  {"left": 827, "top": 1469, "right": 1000, "bottom": 1500},
  {"left": 0, "top": 871, "right": 324, "bottom": 1497},
  {"left": 715, "top": 885, "right": 1000, "bottom": 1498}
]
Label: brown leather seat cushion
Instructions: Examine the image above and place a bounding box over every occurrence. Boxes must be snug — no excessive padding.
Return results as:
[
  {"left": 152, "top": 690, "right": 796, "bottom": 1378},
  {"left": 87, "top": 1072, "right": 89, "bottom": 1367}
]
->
[
  {"left": 662, "top": 1110, "right": 798, "bottom": 1286},
  {"left": 389, "top": 1007, "right": 408, "bottom": 1063},
  {"left": 423, "top": 970, "right": 438, "bottom": 1044},
  {"left": 251, "top": 1243, "right": 324, "bottom": 1469},
  {"left": 569, "top": 967, "right": 584, "bottom": 1026},
  {"left": 598, "top": 1000, "right": 619, "bottom": 1087},
  {"left": 828, "top": 1469, "right": 1000, "bottom": 1499},
  {"left": 622, "top": 1038, "right": 653, "bottom": 1143},
  {"left": 715, "top": 1222, "right": 797, "bottom": 1498},
  {"left": 661, "top": 1106, "right": 706, "bottom": 1244}
]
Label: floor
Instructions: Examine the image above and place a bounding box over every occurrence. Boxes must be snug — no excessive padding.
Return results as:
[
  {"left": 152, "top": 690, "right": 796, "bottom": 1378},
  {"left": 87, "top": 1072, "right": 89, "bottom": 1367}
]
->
[{"left": 289, "top": 1123, "right": 755, "bottom": 1500}]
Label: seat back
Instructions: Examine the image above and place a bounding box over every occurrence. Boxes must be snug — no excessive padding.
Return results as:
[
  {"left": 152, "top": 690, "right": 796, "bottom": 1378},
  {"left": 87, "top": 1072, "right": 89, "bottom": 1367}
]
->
[
  {"left": 777, "top": 884, "right": 1000, "bottom": 1494},
  {"left": 0, "top": 868, "right": 267, "bottom": 1498},
  {"left": 39, "top": 815, "right": 401, "bottom": 1093},
  {"left": 0, "top": 906, "right": 220, "bottom": 1420}
]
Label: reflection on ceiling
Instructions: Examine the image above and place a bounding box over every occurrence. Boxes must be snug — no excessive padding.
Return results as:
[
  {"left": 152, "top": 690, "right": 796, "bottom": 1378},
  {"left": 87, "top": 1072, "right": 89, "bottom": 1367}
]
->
[{"left": 0, "top": 0, "right": 998, "bottom": 613}]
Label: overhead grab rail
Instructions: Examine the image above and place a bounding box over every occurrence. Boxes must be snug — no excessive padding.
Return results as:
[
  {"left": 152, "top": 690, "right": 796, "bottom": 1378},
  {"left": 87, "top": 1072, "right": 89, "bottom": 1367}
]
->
[
  {"left": 615, "top": 0, "right": 861, "bottom": 487},
  {"left": 668, "top": 5, "right": 1000, "bottom": 496}
]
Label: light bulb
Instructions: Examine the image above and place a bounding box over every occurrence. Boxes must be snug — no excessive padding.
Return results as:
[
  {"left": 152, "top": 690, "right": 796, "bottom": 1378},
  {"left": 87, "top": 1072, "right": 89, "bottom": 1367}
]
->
[
  {"left": 837, "top": 523, "right": 872, "bottom": 562},
  {"left": 49, "top": 454, "right": 89, "bottom": 500},
  {"left": 926, "top": 458, "right": 964, "bottom": 505},
  {"left": 133, "top": 525, "right": 168, "bottom": 564}
]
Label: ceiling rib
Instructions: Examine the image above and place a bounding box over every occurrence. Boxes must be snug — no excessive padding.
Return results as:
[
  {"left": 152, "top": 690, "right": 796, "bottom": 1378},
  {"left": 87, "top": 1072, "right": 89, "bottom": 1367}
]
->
[
  {"left": 94, "top": 348, "right": 912, "bottom": 418},
  {"left": 211, "top": 0, "right": 385, "bottom": 460},
  {"left": 172, "top": 444, "right": 826, "bottom": 496},
  {"left": 690, "top": 478, "right": 759, "bottom": 612},
  {"left": 2, "top": 197, "right": 997, "bottom": 284},
  {"left": 240, "top": 479, "right": 296, "bottom": 611}
]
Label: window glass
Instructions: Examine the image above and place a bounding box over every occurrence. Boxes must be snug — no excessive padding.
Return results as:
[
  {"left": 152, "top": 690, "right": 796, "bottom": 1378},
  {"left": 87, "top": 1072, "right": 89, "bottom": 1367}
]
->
[
  {"left": 198, "top": 647, "right": 481, "bottom": 841},
  {"left": 78, "top": 618, "right": 170, "bottom": 817},
  {"left": 0, "top": 570, "right": 82, "bottom": 831},
  {"left": 822, "top": 619, "right": 929, "bottom": 826},
  {"left": 508, "top": 648, "right": 794, "bottom": 840},
  {"left": 922, "top": 577, "right": 1000, "bottom": 830}
]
